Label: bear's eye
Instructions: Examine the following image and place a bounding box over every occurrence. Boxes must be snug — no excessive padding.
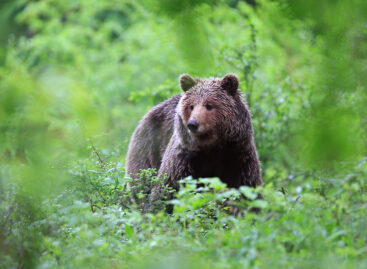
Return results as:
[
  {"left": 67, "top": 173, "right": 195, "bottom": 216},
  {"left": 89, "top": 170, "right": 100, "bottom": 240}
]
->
[
  {"left": 205, "top": 104, "right": 213, "bottom": 111},
  {"left": 190, "top": 105, "right": 194, "bottom": 110}
]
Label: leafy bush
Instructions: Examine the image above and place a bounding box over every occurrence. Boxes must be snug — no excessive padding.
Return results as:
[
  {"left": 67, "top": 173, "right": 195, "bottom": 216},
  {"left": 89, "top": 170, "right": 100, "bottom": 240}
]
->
[
  {"left": 3, "top": 154, "right": 366, "bottom": 268},
  {"left": 73, "top": 148, "right": 172, "bottom": 213}
]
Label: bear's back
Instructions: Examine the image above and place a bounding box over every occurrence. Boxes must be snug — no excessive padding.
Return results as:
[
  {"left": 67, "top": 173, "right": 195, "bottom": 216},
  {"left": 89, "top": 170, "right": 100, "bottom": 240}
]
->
[{"left": 126, "top": 94, "right": 181, "bottom": 176}]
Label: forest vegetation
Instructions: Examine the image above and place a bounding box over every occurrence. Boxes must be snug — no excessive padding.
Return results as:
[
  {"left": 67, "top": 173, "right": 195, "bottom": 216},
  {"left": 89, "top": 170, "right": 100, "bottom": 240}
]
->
[{"left": 0, "top": 0, "right": 367, "bottom": 268}]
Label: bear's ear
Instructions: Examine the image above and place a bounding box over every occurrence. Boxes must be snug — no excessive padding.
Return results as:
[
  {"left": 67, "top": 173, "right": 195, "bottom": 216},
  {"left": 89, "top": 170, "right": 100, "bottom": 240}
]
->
[
  {"left": 179, "top": 74, "right": 197, "bottom": 92},
  {"left": 221, "top": 74, "right": 239, "bottom": 96}
]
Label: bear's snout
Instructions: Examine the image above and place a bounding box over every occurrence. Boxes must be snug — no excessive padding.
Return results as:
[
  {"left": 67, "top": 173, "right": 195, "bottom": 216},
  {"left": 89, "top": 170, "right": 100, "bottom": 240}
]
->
[{"left": 187, "top": 120, "right": 199, "bottom": 132}]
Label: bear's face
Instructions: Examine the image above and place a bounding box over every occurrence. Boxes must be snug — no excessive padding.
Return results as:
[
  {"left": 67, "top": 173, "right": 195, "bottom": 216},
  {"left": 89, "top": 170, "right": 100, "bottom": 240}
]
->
[{"left": 178, "top": 74, "right": 241, "bottom": 147}]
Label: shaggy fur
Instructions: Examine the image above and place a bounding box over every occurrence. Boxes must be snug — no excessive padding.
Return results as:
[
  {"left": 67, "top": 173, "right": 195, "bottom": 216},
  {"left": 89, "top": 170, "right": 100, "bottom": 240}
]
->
[{"left": 126, "top": 74, "right": 262, "bottom": 191}]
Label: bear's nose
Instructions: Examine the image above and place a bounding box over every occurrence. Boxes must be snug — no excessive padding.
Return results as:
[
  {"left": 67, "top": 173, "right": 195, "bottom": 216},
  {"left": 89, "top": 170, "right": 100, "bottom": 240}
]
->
[{"left": 187, "top": 120, "right": 199, "bottom": 132}]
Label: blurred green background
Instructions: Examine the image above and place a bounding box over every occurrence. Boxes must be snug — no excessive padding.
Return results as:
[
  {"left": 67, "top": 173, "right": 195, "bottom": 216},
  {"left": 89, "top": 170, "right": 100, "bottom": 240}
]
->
[{"left": 1, "top": 0, "right": 367, "bottom": 268}]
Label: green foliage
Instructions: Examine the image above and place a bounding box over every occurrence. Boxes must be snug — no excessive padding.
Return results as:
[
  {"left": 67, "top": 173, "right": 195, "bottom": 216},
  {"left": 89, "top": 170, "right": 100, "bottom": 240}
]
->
[
  {"left": 129, "top": 79, "right": 180, "bottom": 106},
  {"left": 1, "top": 0, "right": 367, "bottom": 268},
  {"left": 73, "top": 148, "right": 172, "bottom": 213},
  {"left": 3, "top": 155, "right": 366, "bottom": 268}
]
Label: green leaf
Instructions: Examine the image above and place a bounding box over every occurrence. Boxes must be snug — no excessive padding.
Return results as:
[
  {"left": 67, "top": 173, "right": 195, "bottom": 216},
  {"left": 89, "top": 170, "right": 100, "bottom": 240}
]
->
[
  {"left": 240, "top": 186, "right": 257, "bottom": 200},
  {"left": 124, "top": 225, "right": 134, "bottom": 239}
]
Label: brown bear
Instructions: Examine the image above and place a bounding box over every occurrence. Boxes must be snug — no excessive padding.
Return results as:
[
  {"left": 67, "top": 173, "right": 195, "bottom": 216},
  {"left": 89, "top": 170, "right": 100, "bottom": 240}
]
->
[{"left": 126, "top": 74, "right": 262, "bottom": 192}]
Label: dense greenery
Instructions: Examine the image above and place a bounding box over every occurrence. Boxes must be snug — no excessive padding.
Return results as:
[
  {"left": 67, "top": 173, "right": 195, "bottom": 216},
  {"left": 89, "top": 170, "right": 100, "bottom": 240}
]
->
[{"left": 1, "top": 0, "right": 366, "bottom": 268}]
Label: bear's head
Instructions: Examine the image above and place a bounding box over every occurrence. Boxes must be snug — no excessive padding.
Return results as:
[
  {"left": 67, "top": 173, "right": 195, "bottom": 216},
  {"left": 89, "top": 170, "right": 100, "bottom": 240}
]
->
[{"left": 177, "top": 73, "right": 249, "bottom": 148}]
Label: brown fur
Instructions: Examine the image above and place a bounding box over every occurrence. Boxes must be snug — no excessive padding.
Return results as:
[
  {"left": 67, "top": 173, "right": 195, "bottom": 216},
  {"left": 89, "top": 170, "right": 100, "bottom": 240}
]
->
[{"left": 126, "top": 74, "right": 262, "bottom": 192}]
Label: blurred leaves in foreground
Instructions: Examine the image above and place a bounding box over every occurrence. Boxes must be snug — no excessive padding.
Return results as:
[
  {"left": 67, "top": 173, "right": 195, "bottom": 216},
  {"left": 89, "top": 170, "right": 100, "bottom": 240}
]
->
[{"left": 287, "top": 0, "right": 367, "bottom": 170}]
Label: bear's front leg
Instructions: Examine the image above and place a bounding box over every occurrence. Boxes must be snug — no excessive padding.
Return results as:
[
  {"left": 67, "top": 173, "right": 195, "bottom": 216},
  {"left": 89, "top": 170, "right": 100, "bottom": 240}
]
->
[
  {"left": 158, "top": 138, "right": 191, "bottom": 191},
  {"left": 147, "top": 136, "right": 191, "bottom": 213}
]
